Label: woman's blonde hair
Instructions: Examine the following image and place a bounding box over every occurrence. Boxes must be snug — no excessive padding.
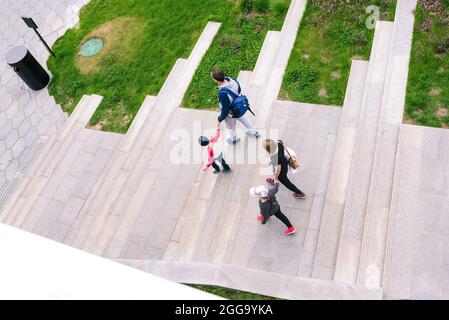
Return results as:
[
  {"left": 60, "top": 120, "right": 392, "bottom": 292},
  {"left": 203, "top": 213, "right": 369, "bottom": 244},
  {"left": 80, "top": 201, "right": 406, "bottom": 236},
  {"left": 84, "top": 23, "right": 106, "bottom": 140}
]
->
[{"left": 262, "top": 139, "right": 278, "bottom": 155}]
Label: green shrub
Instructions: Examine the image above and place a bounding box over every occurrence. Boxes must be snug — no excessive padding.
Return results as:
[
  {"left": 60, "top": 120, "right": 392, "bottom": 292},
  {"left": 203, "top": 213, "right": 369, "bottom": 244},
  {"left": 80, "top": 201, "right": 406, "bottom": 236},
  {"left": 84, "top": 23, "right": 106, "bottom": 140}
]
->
[
  {"left": 240, "top": 0, "right": 271, "bottom": 14},
  {"left": 240, "top": 0, "right": 254, "bottom": 14},
  {"left": 284, "top": 66, "right": 319, "bottom": 101},
  {"left": 272, "top": 1, "right": 289, "bottom": 16},
  {"left": 434, "top": 37, "right": 449, "bottom": 54},
  {"left": 285, "top": 61, "right": 318, "bottom": 91},
  {"left": 219, "top": 34, "right": 244, "bottom": 53},
  {"left": 353, "top": 30, "right": 369, "bottom": 47},
  {"left": 254, "top": 0, "right": 271, "bottom": 13},
  {"left": 444, "top": 0, "right": 449, "bottom": 9}
]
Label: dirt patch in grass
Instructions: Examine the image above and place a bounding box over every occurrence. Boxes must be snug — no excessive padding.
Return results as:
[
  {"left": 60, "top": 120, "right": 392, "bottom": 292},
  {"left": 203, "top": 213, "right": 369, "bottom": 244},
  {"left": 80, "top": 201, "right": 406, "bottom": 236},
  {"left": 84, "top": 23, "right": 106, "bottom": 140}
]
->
[
  {"left": 76, "top": 17, "right": 144, "bottom": 75},
  {"left": 435, "top": 106, "right": 448, "bottom": 118},
  {"left": 318, "top": 88, "right": 327, "bottom": 97},
  {"left": 331, "top": 70, "right": 341, "bottom": 79},
  {"left": 88, "top": 100, "right": 131, "bottom": 132},
  {"left": 403, "top": 117, "right": 416, "bottom": 125},
  {"left": 352, "top": 55, "right": 364, "bottom": 60},
  {"left": 278, "top": 88, "right": 292, "bottom": 101},
  {"left": 429, "top": 87, "right": 441, "bottom": 96}
]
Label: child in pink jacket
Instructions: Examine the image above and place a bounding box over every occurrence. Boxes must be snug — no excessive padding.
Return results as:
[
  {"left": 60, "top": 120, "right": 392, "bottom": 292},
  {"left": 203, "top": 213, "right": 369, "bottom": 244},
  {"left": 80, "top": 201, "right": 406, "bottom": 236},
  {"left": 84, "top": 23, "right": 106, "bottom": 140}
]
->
[{"left": 198, "top": 128, "right": 232, "bottom": 174}]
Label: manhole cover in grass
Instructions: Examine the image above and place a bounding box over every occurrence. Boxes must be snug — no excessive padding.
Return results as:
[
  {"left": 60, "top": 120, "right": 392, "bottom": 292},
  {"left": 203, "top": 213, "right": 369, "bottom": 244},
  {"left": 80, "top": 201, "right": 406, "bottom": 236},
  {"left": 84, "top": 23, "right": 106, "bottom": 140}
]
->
[{"left": 80, "top": 38, "right": 104, "bottom": 57}]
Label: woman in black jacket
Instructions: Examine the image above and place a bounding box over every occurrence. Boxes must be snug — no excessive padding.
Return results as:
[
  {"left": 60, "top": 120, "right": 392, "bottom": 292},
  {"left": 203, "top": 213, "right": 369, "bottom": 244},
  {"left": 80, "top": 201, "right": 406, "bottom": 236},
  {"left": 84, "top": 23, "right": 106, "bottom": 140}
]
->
[{"left": 262, "top": 139, "right": 306, "bottom": 199}]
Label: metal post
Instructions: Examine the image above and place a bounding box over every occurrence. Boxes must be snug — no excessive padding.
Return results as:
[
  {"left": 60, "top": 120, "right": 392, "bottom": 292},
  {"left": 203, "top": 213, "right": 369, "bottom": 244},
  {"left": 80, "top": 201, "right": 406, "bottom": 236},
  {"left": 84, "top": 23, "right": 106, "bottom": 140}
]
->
[
  {"left": 21, "top": 17, "right": 56, "bottom": 58},
  {"left": 33, "top": 28, "right": 56, "bottom": 57}
]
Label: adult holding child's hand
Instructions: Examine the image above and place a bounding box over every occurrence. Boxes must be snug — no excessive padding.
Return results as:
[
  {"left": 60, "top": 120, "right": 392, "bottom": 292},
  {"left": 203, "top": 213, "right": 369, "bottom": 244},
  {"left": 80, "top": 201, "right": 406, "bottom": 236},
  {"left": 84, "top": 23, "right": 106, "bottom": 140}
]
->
[{"left": 211, "top": 69, "right": 260, "bottom": 144}]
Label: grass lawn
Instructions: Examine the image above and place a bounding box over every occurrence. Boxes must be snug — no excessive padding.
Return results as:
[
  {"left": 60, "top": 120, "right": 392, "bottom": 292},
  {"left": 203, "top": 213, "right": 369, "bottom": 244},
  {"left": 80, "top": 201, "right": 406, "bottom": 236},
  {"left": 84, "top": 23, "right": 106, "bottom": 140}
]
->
[
  {"left": 48, "top": 0, "right": 290, "bottom": 133},
  {"left": 188, "top": 284, "right": 282, "bottom": 300},
  {"left": 404, "top": 0, "right": 449, "bottom": 128},
  {"left": 280, "top": 0, "right": 396, "bottom": 106}
]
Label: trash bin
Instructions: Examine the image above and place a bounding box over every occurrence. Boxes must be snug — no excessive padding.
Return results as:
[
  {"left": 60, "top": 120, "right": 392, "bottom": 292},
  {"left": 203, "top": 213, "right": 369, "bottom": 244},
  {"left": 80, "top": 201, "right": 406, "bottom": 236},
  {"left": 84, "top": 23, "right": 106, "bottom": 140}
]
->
[{"left": 5, "top": 45, "right": 50, "bottom": 90}]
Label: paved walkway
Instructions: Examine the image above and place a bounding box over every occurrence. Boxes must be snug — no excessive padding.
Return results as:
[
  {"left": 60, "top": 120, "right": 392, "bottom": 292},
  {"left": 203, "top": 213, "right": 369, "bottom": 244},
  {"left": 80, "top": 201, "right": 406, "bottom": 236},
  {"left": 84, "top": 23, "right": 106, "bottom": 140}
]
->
[{"left": 0, "top": 0, "right": 89, "bottom": 198}]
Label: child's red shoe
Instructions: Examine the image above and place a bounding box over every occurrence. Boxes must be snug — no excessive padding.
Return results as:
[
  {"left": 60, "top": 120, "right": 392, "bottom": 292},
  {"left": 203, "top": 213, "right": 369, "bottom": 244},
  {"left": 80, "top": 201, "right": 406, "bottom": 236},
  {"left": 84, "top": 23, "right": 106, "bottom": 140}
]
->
[
  {"left": 284, "top": 227, "right": 296, "bottom": 236},
  {"left": 257, "top": 215, "right": 263, "bottom": 222}
]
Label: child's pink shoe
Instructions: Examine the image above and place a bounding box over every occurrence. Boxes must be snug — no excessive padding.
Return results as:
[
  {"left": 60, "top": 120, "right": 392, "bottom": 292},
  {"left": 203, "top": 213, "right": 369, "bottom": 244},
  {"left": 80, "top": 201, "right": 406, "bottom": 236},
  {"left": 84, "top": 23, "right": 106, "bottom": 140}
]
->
[{"left": 257, "top": 215, "right": 263, "bottom": 222}]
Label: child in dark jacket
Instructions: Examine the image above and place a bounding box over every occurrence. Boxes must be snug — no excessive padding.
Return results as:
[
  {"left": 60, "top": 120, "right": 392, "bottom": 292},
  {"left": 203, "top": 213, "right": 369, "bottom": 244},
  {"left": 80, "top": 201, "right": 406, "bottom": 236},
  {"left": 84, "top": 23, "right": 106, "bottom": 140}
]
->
[{"left": 249, "top": 183, "right": 296, "bottom": 236}]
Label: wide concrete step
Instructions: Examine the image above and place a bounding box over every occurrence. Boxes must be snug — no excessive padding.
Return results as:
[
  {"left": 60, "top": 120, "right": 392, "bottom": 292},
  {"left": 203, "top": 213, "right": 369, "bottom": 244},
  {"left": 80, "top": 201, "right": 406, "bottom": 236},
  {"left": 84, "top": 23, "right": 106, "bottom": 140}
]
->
[
  {"left": 0, "top": 94, "right": 91, "bottom": 221},
  {"left": 236, "top": 70, "right": 253, "bottom": 90},
  {"left": 383, "top": 125, "right": 449, "bottom": 300},
  {"left": 357, "top": 0, "right": 418, "bottom": 289},
  {"left": 311, "top": 60, "right": 369, "bottom": 279},
  {"left": 120, "top": 95, "right": 157, "bottom": 152},
  {"left": 252, "top": 31, "right": 282, "bottom": 86},
  {"left": 163, "top": 70, "right": 254, "bottom": 263},
  {"left": 332, "top": 21, "right": 394, "bottom": 284},
  {"left": 115, "top": 259, "right": 383, "bottom": 300},
  {"left": 65, "top": 61, "right": 189, "bottom": 250},
  {"left": 0, "top": 95, "right": 102, "bottom": 226},
  {"left": 298, "top": 132, "right": 337, "bottom": 277},
  {"left": 24, "top": 128, "right": 122, "bottom": 239},
  {"left": 87, "top": 109, "right": 199, "bottom": 256},
  {"left": 209, "top": 101, "right": 340, "bottom": 275}
]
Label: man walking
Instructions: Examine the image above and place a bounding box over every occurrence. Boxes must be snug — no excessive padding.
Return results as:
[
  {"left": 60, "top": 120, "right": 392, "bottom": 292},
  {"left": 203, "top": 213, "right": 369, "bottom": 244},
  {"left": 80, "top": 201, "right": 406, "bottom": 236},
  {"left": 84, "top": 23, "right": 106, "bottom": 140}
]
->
[{"left": 212, "top": 69, "right": 260, "bottom": 144}]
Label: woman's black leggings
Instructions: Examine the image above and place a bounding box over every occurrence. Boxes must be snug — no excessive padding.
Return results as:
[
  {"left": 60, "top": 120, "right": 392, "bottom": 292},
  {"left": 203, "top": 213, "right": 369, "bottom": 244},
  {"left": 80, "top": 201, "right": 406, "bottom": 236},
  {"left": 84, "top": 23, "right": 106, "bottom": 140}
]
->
[
  {"left": 278, "top": 165, "right": 303, "bottom": 194},
  {"left": 274, "top": 210, "right": 293, "bottom": 228}
]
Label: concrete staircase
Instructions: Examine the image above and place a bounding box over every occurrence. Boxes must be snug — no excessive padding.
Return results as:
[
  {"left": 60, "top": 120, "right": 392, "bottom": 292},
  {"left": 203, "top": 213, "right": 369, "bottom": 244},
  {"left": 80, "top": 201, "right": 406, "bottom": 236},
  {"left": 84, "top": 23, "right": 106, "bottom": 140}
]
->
[
  {"left": 357, "top": 0, "right": 418, "bottom": 289},
  {"left": 4, "top": 0, "right": 447, "bottom": 300},
  {"left": 300, "top": 59, "right": 369, "bottom": 278},
  {"left": 0, "top": 20, "right": 222, "bottom": 243},
  {"left": 68, "top": 21, "right": 222, "bottom": 255}
]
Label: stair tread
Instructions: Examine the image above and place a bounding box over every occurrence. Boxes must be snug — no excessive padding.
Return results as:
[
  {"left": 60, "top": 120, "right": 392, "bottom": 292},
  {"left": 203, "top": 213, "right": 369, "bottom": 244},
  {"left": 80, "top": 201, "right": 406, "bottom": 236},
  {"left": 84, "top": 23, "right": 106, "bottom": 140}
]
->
[
  {"left": 357, "top": 0, "right": 418, "bottom": 288},
  {"left": 116, "top": 259, "right": 383, "bottom": 300},
  {"left": 312, "top": 60, "right": 369, "bottom": 280},
  {"left": 333, "top": 21, "right": 394, "bottom": 284}
]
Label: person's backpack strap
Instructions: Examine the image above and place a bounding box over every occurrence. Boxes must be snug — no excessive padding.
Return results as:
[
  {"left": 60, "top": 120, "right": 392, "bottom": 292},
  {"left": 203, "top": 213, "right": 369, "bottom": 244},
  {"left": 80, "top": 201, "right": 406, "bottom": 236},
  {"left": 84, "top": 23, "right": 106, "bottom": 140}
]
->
[
  {"left": 279, "top": 140, "right": 292, "bottom": 158},
  {"left": 278, "top": 140, "right": 284, "bottom": 148},
  {"left": 227, "top": 77, "right": 242, "bottom": 95},
  {"left": 219, "top": 87, "right": 240, "bottom": 99},
  {"left": 247, "top": 105, "right": 256, "bottom": 117},
  {"left": 279, "top": 140, "right": 301, "bottom": 170}
]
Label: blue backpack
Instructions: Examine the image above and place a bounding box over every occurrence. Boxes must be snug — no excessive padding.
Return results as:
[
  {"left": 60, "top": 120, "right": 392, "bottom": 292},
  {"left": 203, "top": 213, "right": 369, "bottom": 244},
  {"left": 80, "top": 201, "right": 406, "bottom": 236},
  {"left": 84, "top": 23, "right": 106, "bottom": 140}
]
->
[{"left": 219, "top": 79, "right": 256, "bottom": 119}]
